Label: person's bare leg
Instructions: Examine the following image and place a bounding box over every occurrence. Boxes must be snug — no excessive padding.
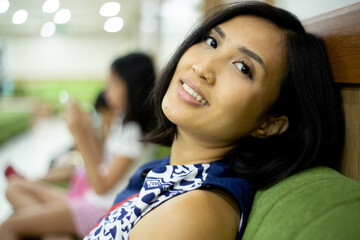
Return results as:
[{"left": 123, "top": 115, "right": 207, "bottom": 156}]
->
[
  {"left": 0, "top": 200, "right": 76, "bottom": 240},
  {"left": 41, "top": 166, "right": 75, "bottom": 183},
  {"left": 6, "top": 178, "right": 66, "bottom": 210}
]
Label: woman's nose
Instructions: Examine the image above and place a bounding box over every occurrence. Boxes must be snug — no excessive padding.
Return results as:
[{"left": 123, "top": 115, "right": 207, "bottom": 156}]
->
[{"left": 192, "top": 63, "right": 215, "bottom": 85}]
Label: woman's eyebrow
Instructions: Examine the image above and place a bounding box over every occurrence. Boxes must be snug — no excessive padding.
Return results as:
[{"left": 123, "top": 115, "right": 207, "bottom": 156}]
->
[
  {"left": 238, "top": 47, "right": 265, "bottom": 70},
  {"left": 214, "top": 26, "right": 225, "bottom": 39}
]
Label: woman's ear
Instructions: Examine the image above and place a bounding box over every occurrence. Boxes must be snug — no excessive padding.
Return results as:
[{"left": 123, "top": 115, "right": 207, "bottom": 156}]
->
[{"left": 250, "top": 115, "right": 289, "bottom": 138}]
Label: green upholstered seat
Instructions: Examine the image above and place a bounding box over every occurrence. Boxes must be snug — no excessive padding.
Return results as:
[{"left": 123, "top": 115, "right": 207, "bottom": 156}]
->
[{"left": 243, "top": 167, "right": 360, "bottom": 240}]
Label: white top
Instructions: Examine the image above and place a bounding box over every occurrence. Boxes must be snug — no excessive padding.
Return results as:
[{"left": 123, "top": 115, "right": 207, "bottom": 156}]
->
[{"left": 85, "top": 115, "right": 154, "bottom": 209}]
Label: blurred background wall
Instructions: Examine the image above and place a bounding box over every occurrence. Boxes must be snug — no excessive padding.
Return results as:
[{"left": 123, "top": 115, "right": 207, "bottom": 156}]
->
[{"left": 2, "top": 0, "right": 358, "bottom": 84}]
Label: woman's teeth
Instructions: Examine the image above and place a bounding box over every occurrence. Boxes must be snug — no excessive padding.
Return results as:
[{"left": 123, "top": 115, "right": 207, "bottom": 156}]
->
[{"left": 182, "top": 83, "right": 208, "bottom": 106}]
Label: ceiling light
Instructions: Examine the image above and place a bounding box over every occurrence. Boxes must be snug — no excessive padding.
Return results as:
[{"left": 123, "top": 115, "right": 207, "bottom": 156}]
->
[
  {"left": 12, "top": 10, "right": 28, "bottom": 24},
  {"left": 103, "top": 17, "right": 124, "bottom": 33},
  {"left": 42, "top": 0, "right": 60, "bottom": 13},
  {"left": 0, "top": 0, "right": 9, "bottom": 13},
  {"left": 99, "top": 2, "right": 120, "bottom": 17},
  {"left": 41, "top": 21, "right": 56, "bottom": 37},
  {"left": 54, "top": 9, "right": 71, "bottom": 24}
]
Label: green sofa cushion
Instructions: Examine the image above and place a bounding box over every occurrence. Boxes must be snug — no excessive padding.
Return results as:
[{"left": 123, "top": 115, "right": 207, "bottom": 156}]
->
[
  {"left": 0, "top": 112, "right": 31, "bottom": 145},
  {"left": 243, "top": 166, "right": 360, "bottom": 240}
]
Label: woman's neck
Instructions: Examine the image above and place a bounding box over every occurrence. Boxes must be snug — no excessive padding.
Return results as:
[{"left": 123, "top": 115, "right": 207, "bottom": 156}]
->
[{"left": 169, "top": 130, "right": 235, "bottom": 166}]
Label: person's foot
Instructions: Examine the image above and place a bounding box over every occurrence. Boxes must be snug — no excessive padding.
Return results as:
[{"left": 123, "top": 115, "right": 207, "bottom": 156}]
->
[{"left": 4, "top": 165, "right": 22, "bottom": 180}]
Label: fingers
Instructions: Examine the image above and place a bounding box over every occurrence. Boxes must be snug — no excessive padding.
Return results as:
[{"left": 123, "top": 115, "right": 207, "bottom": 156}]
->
[
  {"left": 64, "top": 101, "right": 81, "bottom": 124},
  {"left": 66, "top": 100, "right": 81, "bottom": 116},
  {"left": 63, "top": 101, "right": 83, "bottom": 136},
  {"left": 63, "top": 101, "right": 94, "bottom": 140}
]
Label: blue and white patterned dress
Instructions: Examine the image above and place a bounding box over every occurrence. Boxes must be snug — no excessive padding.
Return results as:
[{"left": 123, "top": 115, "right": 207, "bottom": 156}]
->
[{"left": 84, "top": 156, "right": 255, "bottom": 240}]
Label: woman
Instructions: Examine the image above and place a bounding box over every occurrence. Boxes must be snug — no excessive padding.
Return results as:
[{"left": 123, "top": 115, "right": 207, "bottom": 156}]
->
[
  {"left": 84, "top": 2, "right": 344, "bottom": 240},
  {"left": 0, "top": 53, "right": 156, "bottom": 239}
]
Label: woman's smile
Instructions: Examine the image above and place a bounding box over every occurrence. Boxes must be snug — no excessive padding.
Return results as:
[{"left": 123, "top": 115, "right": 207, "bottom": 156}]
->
[{"left": 177, "top": 80, "right": 209, "bottom": 106}]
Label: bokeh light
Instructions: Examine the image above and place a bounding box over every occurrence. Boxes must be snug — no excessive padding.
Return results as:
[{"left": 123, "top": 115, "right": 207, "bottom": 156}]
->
[
  {"left": 42, "top": 0, "right": 60, "bottom": 13},
  {"left": 54, "top": 9, "right": 71, "bottom": 24},
  {"left": 40, "top": 22, "right": 56, "bottom": 37},
  {"left": 0, "top": 0, "right": 9, "bottom": 13},
  {"left": 59, "top": 90, "right": 69, "bottom": 103},
  {"left": 103, "top": 17, "right": 124, "bottom": 33},
  {"left": 99, "top": 2, "right": 121, "bottom": 17},
  {"left": 12, "top": 10, "right": 28, "bottom": 24}
]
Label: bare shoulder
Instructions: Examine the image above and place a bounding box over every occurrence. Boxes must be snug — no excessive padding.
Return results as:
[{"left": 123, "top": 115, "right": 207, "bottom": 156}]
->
[{"left": 129, "top": 189, "right": 241, "bottom": 240}]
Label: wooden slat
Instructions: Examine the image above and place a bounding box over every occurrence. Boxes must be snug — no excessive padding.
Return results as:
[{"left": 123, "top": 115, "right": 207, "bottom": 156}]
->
[
  {"left": 341, "top": 87, "right": 360, "bottom": 181},
  {"left": 303, "top": 3, "right": 360, "bottom": 84}
]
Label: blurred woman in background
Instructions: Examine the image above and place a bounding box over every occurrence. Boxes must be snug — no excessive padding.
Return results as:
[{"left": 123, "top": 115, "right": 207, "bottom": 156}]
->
[{"left": 0, "top": 53, "right": 156, "bottom": 239}]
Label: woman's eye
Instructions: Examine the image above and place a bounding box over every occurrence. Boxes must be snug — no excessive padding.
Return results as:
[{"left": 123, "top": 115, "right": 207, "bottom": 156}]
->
[
  {"left": 205, "top": 37, "right": 217, "bottom": 48},
  {"left": 235, "top": 62, "right": 252, "bottom": 79}
]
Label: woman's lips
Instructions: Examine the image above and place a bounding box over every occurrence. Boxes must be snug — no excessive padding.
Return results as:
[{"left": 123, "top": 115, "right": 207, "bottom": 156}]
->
[{"left": 178, "top": 80, "right": 209, "bottom": 106}]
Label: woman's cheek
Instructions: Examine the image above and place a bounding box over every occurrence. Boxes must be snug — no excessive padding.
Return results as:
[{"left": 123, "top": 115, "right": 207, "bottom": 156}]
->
[{"left": 161, "top": 93, "right": 171, "bottom": 119}]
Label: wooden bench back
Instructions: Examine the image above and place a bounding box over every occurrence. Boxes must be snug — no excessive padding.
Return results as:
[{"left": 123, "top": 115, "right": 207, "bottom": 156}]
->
[{"left": 303, "top": 3, "right": 360, "bottom": 180}]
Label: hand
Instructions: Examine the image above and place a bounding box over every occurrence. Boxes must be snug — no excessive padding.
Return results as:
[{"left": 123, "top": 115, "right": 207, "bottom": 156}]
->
[{"left": 63, "top": 101, "right": 91, "bottom": 139}]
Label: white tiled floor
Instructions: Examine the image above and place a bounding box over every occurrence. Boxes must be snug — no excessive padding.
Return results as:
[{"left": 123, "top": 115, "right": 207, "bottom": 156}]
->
[{"left": 0, "top": 116, "right": 74, "bottom": 224}]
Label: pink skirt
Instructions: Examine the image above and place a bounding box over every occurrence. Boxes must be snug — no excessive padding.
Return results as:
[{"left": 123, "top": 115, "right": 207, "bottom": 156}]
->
[
  {"left": 66, "top": 197, "right": 108, "bottom": 237},
  {"left": 67, "top": 167, "right": 89, "bottom": 199}
]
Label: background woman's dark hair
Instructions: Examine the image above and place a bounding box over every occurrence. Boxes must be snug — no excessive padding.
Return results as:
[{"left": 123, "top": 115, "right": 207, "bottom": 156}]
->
[
  {"left": 111, "top": 52, "right": 155, "bottom": 133},
  {"left": 94, "top": 91, "right": 109, "bottom": 112},
  {"left": 144, "top": 2, "right": 345, "bottom": 189}
]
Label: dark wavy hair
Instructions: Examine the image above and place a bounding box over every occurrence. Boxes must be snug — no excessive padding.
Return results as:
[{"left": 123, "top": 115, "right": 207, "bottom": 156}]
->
[
  {"left": 144, "top": 2, "right": 345, "bottom": 189},
  {"left": 111, "top": 53, "right": 155, "bottom": 133}
]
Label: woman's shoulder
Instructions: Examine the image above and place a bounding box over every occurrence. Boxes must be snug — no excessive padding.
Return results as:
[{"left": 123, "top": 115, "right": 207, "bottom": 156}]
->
[{"left": 130, "top": 188, "right": 240, "bottom": 240}]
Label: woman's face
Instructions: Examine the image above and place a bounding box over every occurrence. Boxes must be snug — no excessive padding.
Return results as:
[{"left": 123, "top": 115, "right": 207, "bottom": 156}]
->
[
  {"left": 162, "top": 15, "right": 287, "bottom": 147},
  {"left": 105, "top": 70, "right": 128, "bottom": 112}
]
